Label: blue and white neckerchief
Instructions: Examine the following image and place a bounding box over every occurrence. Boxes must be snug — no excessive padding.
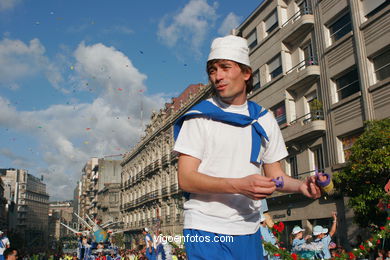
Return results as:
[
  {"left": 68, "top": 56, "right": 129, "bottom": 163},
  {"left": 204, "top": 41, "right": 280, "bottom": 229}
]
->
[{"left": 174, "top": 99, "right": 269, "bottom": 164}]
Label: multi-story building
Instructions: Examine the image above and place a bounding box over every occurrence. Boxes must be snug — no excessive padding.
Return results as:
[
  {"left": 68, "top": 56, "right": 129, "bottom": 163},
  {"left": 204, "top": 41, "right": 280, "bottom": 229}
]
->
[
  {"left": 235, "top": 0, "right": 389, "bottom": 248},
  {"left": 95, "top": 159, "right": 122, "bottom": 224},
  {"left": 120, "top": 84, "right": 210, "bottom": 248},
  {"left": 77, "top": 158, "right": 122, "bottom": 227},
  {"left": 72, "top": 181, "right": 81, "bottom": 227},
  {"left": 96, "top": 183, "right": 121, "bottom": 224},
  {"left": 0, "top": 168, "right": 18, "bottom": 232},
  {"left": 79, "top": 158, "right": 98, "bottom": 220},
  {"left": 0, "top": 178, "right": 7, "bottom": 230},
  {"left": 48, "top": 201, "right": 74, "bottom": 248},
  {"left": 0, "top": 168, "right": 49, "bottom": 248}
]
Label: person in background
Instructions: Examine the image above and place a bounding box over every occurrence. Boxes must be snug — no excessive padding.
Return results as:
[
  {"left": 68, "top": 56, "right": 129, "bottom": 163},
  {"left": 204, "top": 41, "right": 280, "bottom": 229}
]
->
[
  {"left": 3, "top": 248, "right": 17, "bottom": 260},
  {"left": 312, "top": 212, "right": 338, "bottom": 259},
  {"left": 142, "top": 228, "right": 155, "bottom": 260},
  {"left": 78, "top": 237, "right": 92, "bottom": 260},
  {"left": 0, "top": 231, "right": 10, "bottom": 260},
  {"left": 260, "top": 214, "right": 277, "bottom": 260},
  {"left": 291, "top": 226, "right": 311, "bottom": 252}
]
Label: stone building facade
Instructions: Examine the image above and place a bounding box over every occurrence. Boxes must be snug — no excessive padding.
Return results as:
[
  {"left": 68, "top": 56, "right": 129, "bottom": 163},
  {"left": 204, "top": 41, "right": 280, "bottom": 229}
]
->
[
  {"left": 0, "top": 168, "right": 49, "bottom": 248},
  {"left": 235, "top": 0, "right": 389, "bottom": 248},
  {"left": 48, "top": 201, "right": 74, "bottom": 248}
]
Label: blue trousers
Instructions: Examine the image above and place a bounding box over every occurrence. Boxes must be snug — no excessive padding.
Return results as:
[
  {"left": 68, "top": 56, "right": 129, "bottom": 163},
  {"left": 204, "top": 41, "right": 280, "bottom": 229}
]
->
[{"left": 183, "top": 228, "right": 264, "bottom": 260}]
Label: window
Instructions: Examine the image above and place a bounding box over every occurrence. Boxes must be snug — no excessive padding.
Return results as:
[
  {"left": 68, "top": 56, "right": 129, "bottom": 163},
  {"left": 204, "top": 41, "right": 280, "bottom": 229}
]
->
[
  {"left": 302, "top": 41, "right": 317, "bottom": 65},
  {"left": 247, "top": 29, "right": 257, "bottom": 50},
  {"left": 341, "top": 133, "right": 360, "bottom": 161},
  {"left": 252, "top": 69, "right": 260, "bottom": 91},
  {"left": 329, "top": 12, "right": 352, "bottom": 43},
  {"left": 268, "top": 54, "right": 283, "bottom": 79},
  {"left": 361, "top": 0, "right": 388, "bottom": 17},
  {"left": 265, "top": 10, "right": 278, "bottom": 34},
  {"left": 335, "top": 68, "right": 360, "bottom": 100},
  {"left": 299, "top": 0, "right": 312, "bottom": 14},
  {"left": 271, "top": 102, "right": 286, "bottom": 125},
  {"left": 288, "top": 156, "right": 298, "bottom": 178},
  {"left": 373, "top": 48, "right": 390, "bottom": 82},
  {"left": 313, "top": 146, "right": 325, "bottom": 171}
]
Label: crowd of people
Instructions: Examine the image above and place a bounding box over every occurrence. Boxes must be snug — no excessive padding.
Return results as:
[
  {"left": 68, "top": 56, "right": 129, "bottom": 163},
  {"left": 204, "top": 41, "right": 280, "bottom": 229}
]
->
[{"left": 0, "top": 217, "right": 389, "bottom": 260}]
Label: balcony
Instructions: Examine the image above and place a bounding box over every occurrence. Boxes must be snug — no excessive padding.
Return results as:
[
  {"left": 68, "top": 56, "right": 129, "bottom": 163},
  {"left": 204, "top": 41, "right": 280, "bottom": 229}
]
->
[
  {"left": 144, "top": 164, "right": 152, "bottom": 177},
  {"left": 282, "top": 7, "right": 314, "bottom": 45},
  {"left": 154, "top": 159, "right": 161, "bottom": 170},
  {"left": 170, "top": 183, "right": 179, "bottom": 194},
  {"left": 161, "top": 186, "right": 169, "bottom": 197},
  {"left": 165, "top": 215, "right": 170, "bottom": 224},
  {"left": 282, "top": 111, "right": 326, "bottom": 144},
  {"left": 284, "top": 57, "right": 320, "bottom": 92},
  {"left": 176, "top": 214, "right": 184, "bottom": 224},
  {"left": 161, "top": 154, "right": 169, "bottom": 167},
  {"left": 170, "top": 151, "right": 178, "bottom": 162}
]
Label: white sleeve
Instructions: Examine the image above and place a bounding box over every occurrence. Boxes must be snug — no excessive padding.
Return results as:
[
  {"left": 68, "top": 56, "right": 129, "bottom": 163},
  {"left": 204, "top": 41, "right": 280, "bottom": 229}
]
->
[
  {"left": 261, "top": 113, "right": 288, "bottom": 164},
  {"left": 174, "top": 117, "right": 207, "bottom": 160}
]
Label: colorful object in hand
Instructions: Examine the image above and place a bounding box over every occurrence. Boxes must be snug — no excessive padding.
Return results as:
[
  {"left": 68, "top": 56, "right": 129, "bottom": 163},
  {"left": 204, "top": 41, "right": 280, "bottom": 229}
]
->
[
  {"left": 272, "top": 176, "right": 284, "bottom": 188},
  {"left": 315, "top": 171, "right": 334, "bottom": 195}
]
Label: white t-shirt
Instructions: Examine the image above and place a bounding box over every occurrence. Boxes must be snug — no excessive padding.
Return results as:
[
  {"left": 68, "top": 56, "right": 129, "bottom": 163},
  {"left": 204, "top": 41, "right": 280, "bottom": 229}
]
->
[
  {"left": 174, "top": 96, "right": 288, "bottom": 235},
  {"left": 0, "top": 236, "right": 10, "bottom": 254}
]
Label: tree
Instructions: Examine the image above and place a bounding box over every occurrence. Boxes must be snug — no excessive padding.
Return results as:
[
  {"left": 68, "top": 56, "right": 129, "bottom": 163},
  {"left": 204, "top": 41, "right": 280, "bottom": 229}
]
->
[{"left": 334, "top": 119, "right": 390, "bottom": 227}]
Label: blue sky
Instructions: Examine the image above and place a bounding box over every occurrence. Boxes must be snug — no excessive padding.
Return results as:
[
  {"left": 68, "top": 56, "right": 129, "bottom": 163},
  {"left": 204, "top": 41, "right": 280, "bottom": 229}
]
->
[{"left": 0, "top": 0, "right": 262, "bottom": 200}]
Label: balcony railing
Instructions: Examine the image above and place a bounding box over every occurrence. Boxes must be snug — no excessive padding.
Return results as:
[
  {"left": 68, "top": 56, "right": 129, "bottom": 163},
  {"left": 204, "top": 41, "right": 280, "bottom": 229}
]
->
[
  {"left": 162, "top": 154, "right": 169, "bottom": 166},
  {"left": 286, "top": 56, "right": 318, "bottom": 75},
  {"left": 289, "top": 110, "right": 324, "bottom": 125},
  {"left": 162, "top": 186, "right": 169, "bottom": 196},
  {"left": 293, "top": 169, "right": 324, "bottom": 180},
  {"left": 282, "top": 7, "right": 313, "bottom": 27},
  {"left": 170, "top": 151, "right": 178, "bottom": 161},
  {"left": 154, "top": 159, "right": 161, "bottom": 170},
  {"left": 170, "top": 183, "right": 179, "bottom": 194}
]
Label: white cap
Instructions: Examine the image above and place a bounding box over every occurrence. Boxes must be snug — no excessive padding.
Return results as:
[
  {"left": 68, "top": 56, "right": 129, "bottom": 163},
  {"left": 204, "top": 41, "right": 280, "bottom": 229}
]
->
[
  {"left": 292, "top": 226, "right": 305, "bottom": 235},
  {"left": 260, "top": 213, "right": 266, "bottom": 222},
  {"left": 143, "top": 227, "right": 149, "bottom": 232},
  {"left": 313, "top": 225, "right": 328, "bottom": 236},
  {"left": 208, "top": 35, "right": 250, "bottom": 66}
]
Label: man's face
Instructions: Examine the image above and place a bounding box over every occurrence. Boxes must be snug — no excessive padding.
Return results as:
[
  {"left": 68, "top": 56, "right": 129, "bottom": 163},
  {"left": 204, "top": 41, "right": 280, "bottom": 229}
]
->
[
  {"left": 208, "top": 60, "right": 250, "bottom": 105},
  {"left": 7, "top": 250, "right": 18, "bottom": 260}
]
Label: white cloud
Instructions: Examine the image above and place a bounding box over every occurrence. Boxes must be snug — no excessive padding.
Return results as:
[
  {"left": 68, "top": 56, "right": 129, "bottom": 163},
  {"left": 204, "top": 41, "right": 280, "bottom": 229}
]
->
[
  {"left": 0, "top": 148, "right": 35, "bottom": 169},
  {"left": 0, "top": 38, "right": 65, "bottom": 92},
  {"left": 0, "top": 42, "right": 167, "bottom": 201},
  {"left": 0, "top": 0, "right": 22, "bottom": 11},
  {"left": 218, "top": 12, "right": 241, "bottom": 36},
  {"left": 157, "top": 0, "right": 218, "bottom": 54}
]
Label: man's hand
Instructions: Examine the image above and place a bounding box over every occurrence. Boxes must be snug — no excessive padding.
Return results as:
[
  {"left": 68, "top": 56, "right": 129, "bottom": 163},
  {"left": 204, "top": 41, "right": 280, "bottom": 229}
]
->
[
  {"left": 299, "top": 175, "right": 321, "bottom": 199},
  {"left": 231, "top": 174, "right": 276, "bottom": 200}
]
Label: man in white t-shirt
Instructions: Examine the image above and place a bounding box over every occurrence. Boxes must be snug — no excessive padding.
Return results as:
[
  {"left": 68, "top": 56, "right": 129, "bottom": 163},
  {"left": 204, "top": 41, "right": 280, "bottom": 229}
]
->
[
  {"left": 174, "top": 35, "right": 322, "bottom": 259},
  {"left": 0, "top": 231, "right": 10, "bottom": 260}
]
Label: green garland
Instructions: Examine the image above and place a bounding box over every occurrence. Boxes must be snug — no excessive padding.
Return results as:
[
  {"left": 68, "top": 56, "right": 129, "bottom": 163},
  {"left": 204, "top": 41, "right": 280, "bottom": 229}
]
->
[{"left": 262, "top": 209, "right": 390, "bottom": 259}]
